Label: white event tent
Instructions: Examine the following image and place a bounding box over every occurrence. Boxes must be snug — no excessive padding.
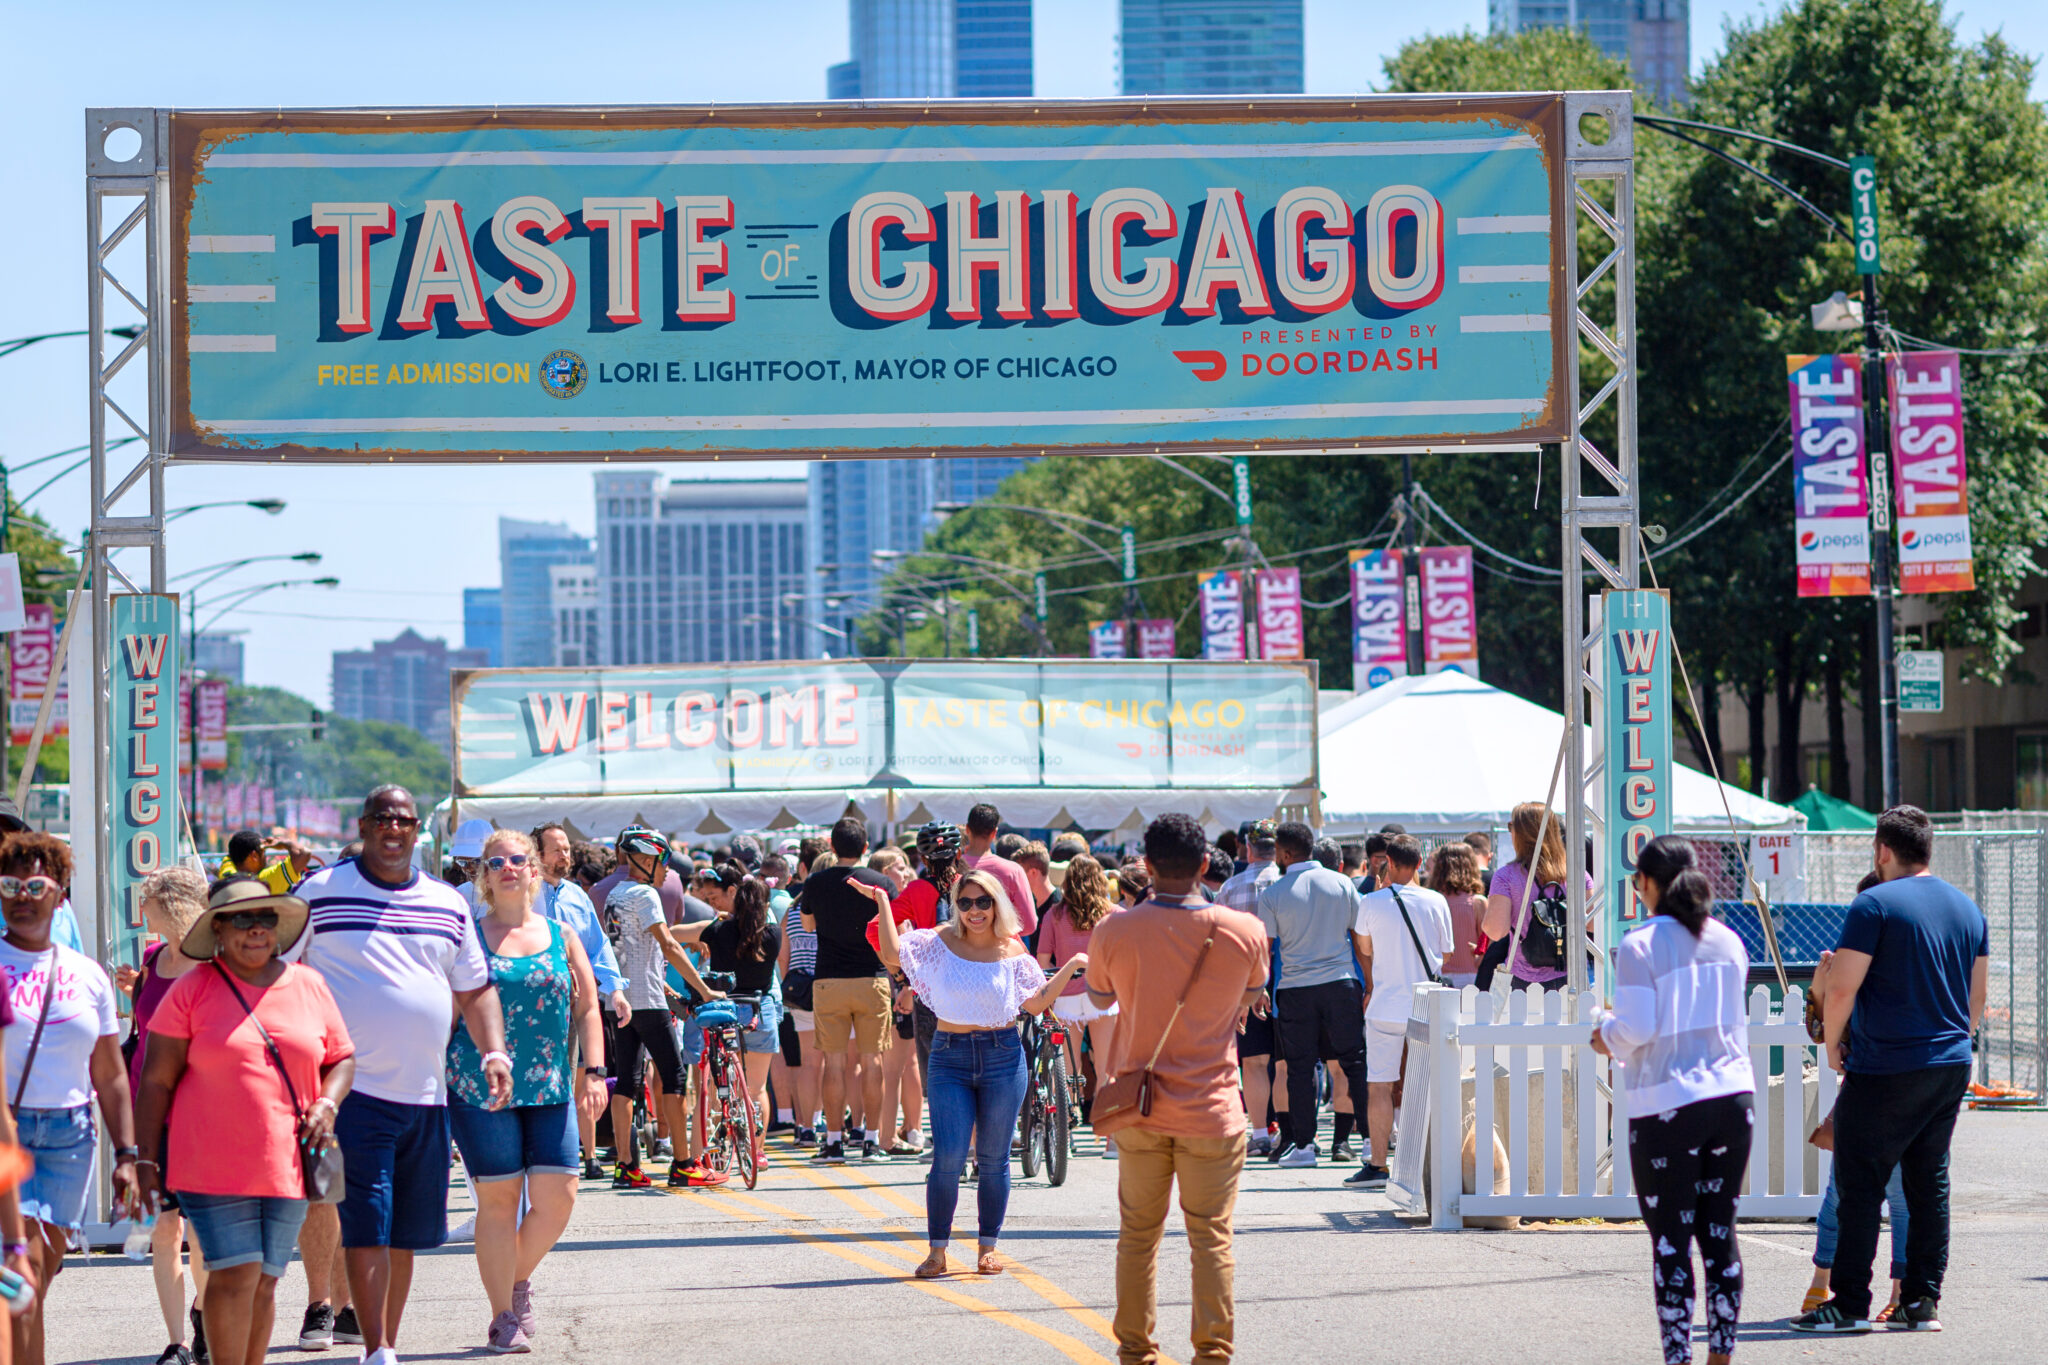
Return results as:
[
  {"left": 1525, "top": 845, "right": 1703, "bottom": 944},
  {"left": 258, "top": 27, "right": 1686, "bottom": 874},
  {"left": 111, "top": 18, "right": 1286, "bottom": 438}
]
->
[{"left": 1318, "top": 671, "right": 1800, "bottom": 835}]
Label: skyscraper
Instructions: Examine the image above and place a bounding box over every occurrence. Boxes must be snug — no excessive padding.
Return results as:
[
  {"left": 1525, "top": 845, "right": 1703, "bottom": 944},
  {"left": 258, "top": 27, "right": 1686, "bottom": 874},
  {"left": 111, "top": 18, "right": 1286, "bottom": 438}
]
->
[
  {"left": 462, "top": 587, "right": 503, "bottom": 667},
  {"left": 827, "top": 0, "right": 1031, "bottom": 99},
  {"left": 594, "top": 471, "right": 810, "bottom": 665},
  {"left": 1118, "top": 0, "right": 1303, "bottom": 95},
  {"left": 330, "top": 629, "right": 488, "bottom": 751},
  {"left": 957, "top": 0, "right": 1032, "bottom": 97},
  {"left": 1489, "top": 0, "right": 1689, "bottom": 105},
  {"left": 497, "top": 519, "right": 593, "bottom": 668}
]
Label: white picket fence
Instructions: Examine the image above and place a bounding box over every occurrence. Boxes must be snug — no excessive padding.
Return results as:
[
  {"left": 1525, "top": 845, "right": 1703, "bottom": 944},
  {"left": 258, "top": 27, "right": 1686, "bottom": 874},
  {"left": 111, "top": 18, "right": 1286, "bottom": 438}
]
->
[{"left": 1389, "top": 983, "right": 1836, "bottom": 1229}]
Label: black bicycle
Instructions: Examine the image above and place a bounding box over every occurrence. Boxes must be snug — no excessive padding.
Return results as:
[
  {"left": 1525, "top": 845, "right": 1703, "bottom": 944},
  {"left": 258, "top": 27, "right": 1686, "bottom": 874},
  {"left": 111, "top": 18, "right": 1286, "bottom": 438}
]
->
[{"left": 1016, "top": 1011, "right": 1073, "bottom": 1186}]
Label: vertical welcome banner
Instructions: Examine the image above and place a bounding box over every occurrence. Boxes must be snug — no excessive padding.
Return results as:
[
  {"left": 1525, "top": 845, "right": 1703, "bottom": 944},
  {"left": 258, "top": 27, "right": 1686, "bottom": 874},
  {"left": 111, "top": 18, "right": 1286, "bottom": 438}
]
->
[
  {"left": 1198, "top": 571, "right": 1246, "bottom": 661},
  {"left": 111, "top": 595, "right": 180, "bottom": 966},
  {"left": 1349, "top": 549, "right": 1407, "bottom": 689},
  {"left": 1255, "top": 569, "right": 1305, "bottom": 661},
  {"left": 1135, "top": 620, "right": 1176, "bottom": 659},
  {"left": 1886, "top": 350, "right": 1975, "bottom": 594},
  {"left": 1088, "top": 621, "right": 1127, "bottom": 659},
  {"left": 1787, "top": 354, "right": 1873, "bottom": 597},
  {"left": 1600, "top": 589, "right": 1671, "bottom": 973},
  {"left": 1418, "top": 547, "right": 1479, "bottom": 676}
]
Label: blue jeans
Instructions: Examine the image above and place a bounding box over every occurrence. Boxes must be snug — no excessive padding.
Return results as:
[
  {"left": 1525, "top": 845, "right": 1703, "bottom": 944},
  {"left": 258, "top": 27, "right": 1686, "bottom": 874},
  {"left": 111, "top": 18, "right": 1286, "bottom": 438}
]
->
[
  {"left": 924, "top": 1028, "right": 1027, "bottom": 1248},
  {"left": 16, "top": 1105, "right": 95, "bottom": 1231},
  {"left": 1815, "top": 1161, "right": 1909, "bottom": 1279},
  {"left": 178, "top": 1193, "right": 308, "bottom": 1278},
  {"left": 448, "top": 1100, "right": 579, "bottom": 1182}
]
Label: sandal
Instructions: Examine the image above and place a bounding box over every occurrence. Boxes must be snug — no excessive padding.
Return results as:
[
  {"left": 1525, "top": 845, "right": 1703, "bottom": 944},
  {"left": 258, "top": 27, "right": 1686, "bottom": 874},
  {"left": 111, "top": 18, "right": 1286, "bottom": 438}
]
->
[
  {"left": 1801, "top": 1288, "right": 1829, "bottom": 1314},
  {"left": 1875, "top": 1302, "right": 1899, "bottom": 1324},
  {"left": 915, "top": 1249, "right": 950, "bottom": 1279},
  {"left": 976, "top": 1249, "right": 1005, "bottom": 1276}
]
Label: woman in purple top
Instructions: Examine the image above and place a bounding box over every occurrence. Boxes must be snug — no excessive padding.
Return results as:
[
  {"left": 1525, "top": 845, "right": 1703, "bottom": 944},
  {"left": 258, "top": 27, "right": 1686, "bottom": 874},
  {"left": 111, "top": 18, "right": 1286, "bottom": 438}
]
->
[
  {"left": 116, "top": 867, "right": 212, "bottom": 1365},
  {"left": 1034, "top": 855, "right": 1121, "bottom": 1150},
  {"left": 1480, "top": 803, "right": 1593, "bottom": 992}
]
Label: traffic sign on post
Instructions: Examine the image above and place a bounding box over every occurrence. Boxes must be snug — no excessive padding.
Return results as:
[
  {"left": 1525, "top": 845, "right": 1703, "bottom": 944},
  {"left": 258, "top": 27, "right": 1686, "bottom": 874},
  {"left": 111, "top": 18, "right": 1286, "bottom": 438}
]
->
[
  {"left": 1851, "top": 155, "right": 1882, "bottom": 275},
  {"left": 1898, "top": 649, "right": 1943, "bottom": 711}
]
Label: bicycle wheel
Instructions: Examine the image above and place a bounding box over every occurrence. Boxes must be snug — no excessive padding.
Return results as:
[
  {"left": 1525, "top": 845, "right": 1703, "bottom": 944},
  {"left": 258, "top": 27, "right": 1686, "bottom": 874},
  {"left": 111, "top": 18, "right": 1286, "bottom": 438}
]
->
[
  {"left": 696, "top": 1055, "right": 730, "bottom": 1176},
  {"left": 1018, "top": 1060, "right": 1045, "bottom": 1180},
  {"left": 1046, "top": 1047, "right": 1072, "bottom": 1188},
  {"left": 731, "top": 1079, "right": 760, "bottom": 1190}
]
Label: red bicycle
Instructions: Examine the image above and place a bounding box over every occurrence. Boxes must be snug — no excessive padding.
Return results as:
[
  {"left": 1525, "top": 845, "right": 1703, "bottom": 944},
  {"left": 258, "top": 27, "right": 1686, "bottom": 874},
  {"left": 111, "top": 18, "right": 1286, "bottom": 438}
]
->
[{"left": 688, "top": 984, "right": 765, "bottom": 1190}]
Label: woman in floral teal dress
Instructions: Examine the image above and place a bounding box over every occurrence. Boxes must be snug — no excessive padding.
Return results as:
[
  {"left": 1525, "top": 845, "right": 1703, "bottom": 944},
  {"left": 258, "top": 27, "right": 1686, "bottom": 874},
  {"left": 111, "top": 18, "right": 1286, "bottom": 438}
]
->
[{"left": 448, "top": 829, "right": 606, "bottom": 1354}]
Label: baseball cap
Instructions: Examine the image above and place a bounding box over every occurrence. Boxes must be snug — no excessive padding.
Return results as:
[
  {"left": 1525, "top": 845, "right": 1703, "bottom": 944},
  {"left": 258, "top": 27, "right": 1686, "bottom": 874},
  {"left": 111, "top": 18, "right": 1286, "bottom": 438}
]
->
[
  {"left": 450, "top": 818, "right": 493, "bottom": 859},
  {"left": 1247, "top": 819, "right": 1278, "bottom": 849}
]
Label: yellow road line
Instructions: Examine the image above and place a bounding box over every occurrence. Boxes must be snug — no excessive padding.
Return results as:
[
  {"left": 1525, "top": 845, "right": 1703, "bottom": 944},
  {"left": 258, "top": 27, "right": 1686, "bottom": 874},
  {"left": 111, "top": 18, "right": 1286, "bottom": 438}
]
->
[
  {"left": 786, "top": 1229, "right": 1112, "bottom": 1365},
  {"left": 660, "top": 1185, "right": 771, "bottom": 1222},
  {"left": 765, "top": 1152, "right": 891, "bottom": 1219},
  {"left": 818, "top": 1158, "right": 928, "bottom": 1218}
]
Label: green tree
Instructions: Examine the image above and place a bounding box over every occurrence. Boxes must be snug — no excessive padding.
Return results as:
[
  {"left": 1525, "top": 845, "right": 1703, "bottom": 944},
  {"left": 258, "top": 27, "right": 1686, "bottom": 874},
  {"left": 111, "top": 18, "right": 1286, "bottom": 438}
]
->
[{"left": 222, "top": 684, "right": 449, "bottom": 813}]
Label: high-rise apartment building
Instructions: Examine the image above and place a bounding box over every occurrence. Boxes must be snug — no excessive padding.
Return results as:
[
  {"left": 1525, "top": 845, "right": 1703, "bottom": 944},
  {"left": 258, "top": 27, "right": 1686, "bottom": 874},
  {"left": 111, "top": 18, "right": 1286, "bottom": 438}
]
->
[
  {"left": 549, "top": 564, "right": 600, "bottom": 667},
  {"left": 194, "top": 631, "right": 246, "bottom": 686},
  {"left": 827, "top": 1, "right": 1031, "bottom": 98},
  {"left": 330, "top": 629, "right": 488, "bottom": 751},
  {"left": 1118, "top": 0, "right": 1303, "bottom": 95},
  {"left": 498, "top": 519, "right": 593, "bottom": 667},
  {"left": 1489, "top": 0, "right": 1689, "bottom": 105},
  {"left": 463, "top": 587, "right": 503, "bottom": 667},
  {"left": 594, "top": 471, "right": 810, "bottom": 665}
]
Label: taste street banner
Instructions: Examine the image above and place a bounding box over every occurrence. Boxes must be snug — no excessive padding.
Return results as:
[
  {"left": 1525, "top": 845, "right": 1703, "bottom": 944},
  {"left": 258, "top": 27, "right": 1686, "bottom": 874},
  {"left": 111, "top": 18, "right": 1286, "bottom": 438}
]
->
[
  {"left": 1885, "top": 350, "right": 1975, "bottom": 594},
  {"left": 1787, "top": 354, "right": 1873, "bottom": 598}
]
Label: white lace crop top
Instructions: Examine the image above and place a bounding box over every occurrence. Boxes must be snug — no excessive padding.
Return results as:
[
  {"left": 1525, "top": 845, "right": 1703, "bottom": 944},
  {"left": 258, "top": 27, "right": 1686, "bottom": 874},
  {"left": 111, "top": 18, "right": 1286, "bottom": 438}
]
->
[{"left": 897, "top": 928, "right": 1048, "bottom": 1028}]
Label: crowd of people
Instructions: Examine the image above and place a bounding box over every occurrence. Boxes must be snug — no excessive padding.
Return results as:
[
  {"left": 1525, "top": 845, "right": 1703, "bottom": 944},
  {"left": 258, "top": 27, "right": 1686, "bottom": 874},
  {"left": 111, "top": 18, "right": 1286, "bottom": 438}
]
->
[{"left": 0, "top": 786, "right": 1993, "bottom": 1365}]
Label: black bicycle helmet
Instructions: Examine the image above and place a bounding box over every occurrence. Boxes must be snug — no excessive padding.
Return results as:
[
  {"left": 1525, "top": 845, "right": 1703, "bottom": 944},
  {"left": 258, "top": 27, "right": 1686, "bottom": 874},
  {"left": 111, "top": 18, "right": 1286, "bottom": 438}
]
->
[
  {"left": 615, "top": 825, "right": 671, "bottom": 867},
  {"left": 916, "top": 821, "right": 963, "bottom": 860}
]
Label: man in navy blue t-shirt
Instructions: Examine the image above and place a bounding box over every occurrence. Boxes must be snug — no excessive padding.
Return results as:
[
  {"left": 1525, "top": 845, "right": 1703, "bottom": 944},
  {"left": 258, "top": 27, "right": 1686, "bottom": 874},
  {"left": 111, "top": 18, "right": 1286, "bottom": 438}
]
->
[{"left": 1794, "top": 805, "right": 1988, "bottom": 1336}]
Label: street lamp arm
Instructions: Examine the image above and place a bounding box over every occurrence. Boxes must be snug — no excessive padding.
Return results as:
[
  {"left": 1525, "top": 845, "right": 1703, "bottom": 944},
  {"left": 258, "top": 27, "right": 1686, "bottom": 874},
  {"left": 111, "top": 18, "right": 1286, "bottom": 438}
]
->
[
  {"left": 197, "top": 577, "right": 337, "bottom": 635},
  {"left": 1635, "top": 120, "right": 1851, "bottom": 244},
  {"left": 1634, "top": 115, "right": 1851, "bottom": 172},
  {"left": 175, "top": 552, "right": 322, "bottom": 591},
  {"left": 950, "top": 503, "right": 1118, "bottom": 563},
  {"left": 1145, "top": 453, "right": 1235, "bottom": 507}
]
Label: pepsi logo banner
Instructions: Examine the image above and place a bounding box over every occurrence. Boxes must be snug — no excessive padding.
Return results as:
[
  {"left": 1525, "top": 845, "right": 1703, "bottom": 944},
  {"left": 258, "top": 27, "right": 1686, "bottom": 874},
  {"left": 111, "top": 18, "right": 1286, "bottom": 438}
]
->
[
  {"left": 1348, "top": 548, "right": 1407, "bottom": 688},
  {"left": 1885, "top": 351, "right": 1975, "bottom": 594},
  {"left": 167, "top": 97, "right": 1569, "bottom": 462},
  {"left": 1255, "top": 568, "right": 1305, "bottom": 661},
  {"left": 1418, "top": 545, "right": 1478, "bottom": 677},
  {"left": 1786, "top": 354, "right": 1873, "bottom": 598},
  {"left": 1198, "top": 570, "right": 1247, "bottom": 661}
]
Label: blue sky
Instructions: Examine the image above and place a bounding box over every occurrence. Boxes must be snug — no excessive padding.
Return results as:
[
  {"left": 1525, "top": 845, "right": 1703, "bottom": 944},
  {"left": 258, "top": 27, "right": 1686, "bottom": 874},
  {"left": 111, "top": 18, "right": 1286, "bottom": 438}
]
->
[{"left": 2, "top": 0, "right": 2041, "bottom": 703}]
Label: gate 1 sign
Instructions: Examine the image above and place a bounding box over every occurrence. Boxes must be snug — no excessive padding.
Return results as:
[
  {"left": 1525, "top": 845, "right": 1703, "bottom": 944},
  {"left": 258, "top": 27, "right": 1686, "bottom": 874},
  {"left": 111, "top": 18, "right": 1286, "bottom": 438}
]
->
[
  {"left": 1786, "top": 354, "right": 1872, "bottom": 598},
  {"left": 1885, "top": 351, "right": 1975, "bottom": 594},
  {"left": 167, "top": 97, "right": 1570, "bottom": 462},
  {"left": 1601, "top": 590, "right": 1670, "bottom": 948},
  {"left": 1746, "top": 832, "right": 1806, "bottom": 904},
  {"left": 112, "top": 594, "right": 181, "bottom": 965}
]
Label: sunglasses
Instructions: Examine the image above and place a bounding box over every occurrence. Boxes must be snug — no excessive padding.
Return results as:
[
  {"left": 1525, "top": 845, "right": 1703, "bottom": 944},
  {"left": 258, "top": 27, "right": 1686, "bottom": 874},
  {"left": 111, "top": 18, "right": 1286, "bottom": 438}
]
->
[
  {"left": 485, "top": 854, "right": 531, "bottom": 871},
  {"left": 367, "top": 812, "right": 420, "bottom": 829},
  {"left": 955, "top": 894, "right": 997, "bottom": 912},
  {"left": 216, "top": 910, "right": 280, "bottom": 931},
  {"left": 0, "top": 876, "right": 58, "bottom": 900}
]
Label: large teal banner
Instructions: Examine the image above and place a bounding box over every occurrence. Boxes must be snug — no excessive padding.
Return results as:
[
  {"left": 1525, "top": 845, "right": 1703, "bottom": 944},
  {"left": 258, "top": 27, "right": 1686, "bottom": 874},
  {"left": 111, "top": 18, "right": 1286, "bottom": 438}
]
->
[
  {"left": 110, "top": 594, "right": 181, "bottom": 967},
  {"left": 1600, "top": 590, "right": 1672, "bottom": 961},
  {"left": 453, "top": 660, "right": 1316, "bottom": 797},
  {"left": 169, "top": 97, "right": 1569, "bottom": 462}
]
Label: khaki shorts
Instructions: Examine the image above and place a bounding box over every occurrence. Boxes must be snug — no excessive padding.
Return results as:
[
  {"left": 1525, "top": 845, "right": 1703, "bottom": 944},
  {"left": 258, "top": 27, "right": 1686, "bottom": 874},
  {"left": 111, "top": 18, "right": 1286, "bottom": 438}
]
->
[{"left": 811, "top": 975, "right": 893, "bottom": 1055}]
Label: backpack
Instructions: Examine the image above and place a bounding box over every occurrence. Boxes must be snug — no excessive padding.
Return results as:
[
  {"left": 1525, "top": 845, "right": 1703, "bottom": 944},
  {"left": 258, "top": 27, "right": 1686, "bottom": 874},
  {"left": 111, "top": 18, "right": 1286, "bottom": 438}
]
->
[{"left": 1520, "top": 881, "right": 1572, "bottom": 971}]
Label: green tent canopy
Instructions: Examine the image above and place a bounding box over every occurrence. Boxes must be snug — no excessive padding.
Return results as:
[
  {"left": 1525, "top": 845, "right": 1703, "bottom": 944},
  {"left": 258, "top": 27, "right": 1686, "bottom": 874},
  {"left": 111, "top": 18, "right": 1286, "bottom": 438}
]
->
[{"left": 1791, "top": 787, "right": 1877, "bottom": 830}]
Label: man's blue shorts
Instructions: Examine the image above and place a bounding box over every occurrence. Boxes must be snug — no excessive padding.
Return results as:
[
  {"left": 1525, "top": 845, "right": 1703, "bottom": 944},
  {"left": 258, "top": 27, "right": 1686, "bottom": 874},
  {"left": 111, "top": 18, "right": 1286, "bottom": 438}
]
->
[{"left": 335, "top": 1093, "right": 451, "bottom": 1251}]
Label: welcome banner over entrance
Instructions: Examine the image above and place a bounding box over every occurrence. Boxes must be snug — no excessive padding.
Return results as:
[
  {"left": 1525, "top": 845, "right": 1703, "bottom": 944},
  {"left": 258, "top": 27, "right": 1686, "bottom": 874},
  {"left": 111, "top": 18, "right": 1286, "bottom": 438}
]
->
[
  {"left": 169, "top": 97, "right": 1570, "bottom": 462},
  {"left": 452, "top": 659, "right": 1317, "bottom": 798}
]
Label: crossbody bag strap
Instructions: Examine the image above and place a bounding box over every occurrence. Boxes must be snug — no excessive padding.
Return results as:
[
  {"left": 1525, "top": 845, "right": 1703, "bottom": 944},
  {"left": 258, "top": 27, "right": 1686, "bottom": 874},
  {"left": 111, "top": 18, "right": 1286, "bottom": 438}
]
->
[
  {"left": 213, "top": 962, "right": 305, "bottom": 1123},
  {"left": 1140, "top": 933, "right": 1217, "bottom": 1073},
  {"left": 12, "top": 953, "right": 59, "bottom": 1111},
  {"left": 1387, "top": 885, "right": 1444, "bottom": 982}
]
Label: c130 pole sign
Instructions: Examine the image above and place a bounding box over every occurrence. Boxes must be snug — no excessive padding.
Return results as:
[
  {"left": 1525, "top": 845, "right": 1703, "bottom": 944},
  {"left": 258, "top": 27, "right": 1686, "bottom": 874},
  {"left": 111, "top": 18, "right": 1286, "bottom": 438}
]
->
[{"left": 167, "top": 97, "right": 1572, "bottom": 462}]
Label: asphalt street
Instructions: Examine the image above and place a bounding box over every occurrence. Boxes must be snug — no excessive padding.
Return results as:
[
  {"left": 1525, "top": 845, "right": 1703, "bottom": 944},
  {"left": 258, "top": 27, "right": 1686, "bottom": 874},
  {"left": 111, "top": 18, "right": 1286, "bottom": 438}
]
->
[{"left": 43, "top": 1110, "right": 2047, "bottom": 1365}]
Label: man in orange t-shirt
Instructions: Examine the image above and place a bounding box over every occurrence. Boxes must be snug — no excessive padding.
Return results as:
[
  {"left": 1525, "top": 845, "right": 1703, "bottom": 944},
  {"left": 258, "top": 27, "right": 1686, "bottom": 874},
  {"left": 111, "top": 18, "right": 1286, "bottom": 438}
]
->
[{"left": 1086, "top": 813, "right": 1267, "bottom": 1365}]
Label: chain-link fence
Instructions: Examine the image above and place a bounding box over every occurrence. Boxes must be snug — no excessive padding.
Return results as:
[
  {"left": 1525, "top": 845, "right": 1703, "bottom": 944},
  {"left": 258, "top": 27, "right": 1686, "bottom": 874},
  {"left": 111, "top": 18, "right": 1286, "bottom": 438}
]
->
[{"left": 1688, "top": 829, "right": 2046, "bottom": 1095}]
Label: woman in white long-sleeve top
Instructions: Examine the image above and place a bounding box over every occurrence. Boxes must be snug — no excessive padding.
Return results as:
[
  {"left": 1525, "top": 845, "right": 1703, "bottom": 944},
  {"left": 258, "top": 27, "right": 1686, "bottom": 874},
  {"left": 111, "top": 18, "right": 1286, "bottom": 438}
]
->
[{"left": 1591, "top": 835, "right": 1756, "bottom": 1365}]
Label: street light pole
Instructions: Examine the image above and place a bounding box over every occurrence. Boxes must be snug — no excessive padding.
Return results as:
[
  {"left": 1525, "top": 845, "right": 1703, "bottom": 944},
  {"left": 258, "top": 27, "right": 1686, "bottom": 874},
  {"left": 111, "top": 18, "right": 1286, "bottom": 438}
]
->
[
  {"left": 1400, "top": 451, "right": 1424, "bottom": 676},
  {"left": 1853, "top": 154, "right": 1901, "bottom": 809}
]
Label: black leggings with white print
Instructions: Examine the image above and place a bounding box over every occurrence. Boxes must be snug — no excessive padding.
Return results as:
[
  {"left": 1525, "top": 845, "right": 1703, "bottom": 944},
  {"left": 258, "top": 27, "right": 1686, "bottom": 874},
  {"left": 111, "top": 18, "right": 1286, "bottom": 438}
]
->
[{"left": 1629, "top": 1091, "right": 1755, "bottom": 1364}]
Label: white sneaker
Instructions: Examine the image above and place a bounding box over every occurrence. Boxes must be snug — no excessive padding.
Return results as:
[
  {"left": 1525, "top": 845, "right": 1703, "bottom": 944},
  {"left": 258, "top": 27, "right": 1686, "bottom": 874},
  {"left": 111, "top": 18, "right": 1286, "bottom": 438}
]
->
[
  {"left": 447, "top": 1215, "right": 476, "bottom": 1243},
  {"left": 1277, "top": 1145, "right": 1318, "bottom": 1168},
  {"left": 1101, "top": 1138, "right": 1118, "bottom": 1159},
  {"left": 363, "top": 1350, "right": 402, "bottom": 1365}
]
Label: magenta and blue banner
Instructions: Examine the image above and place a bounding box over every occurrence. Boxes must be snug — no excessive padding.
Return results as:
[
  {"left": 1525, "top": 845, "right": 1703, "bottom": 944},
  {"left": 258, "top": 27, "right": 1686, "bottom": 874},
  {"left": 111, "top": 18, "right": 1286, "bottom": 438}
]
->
[
  {"left": 1885, "top": 350, "right": 1975, "bottom": 594},
  {"left": 1786, "top": 354, "right": 1872, "bottom": 598},
  {"left": 1199, "top": 570, "right": 1246, "bottom": 661},
  {"left": 1348, "top": 548, "right": 1406, "bottom": 688},
  {"left": 168, "top": 97, "right": 1570, "bottom": 462}
]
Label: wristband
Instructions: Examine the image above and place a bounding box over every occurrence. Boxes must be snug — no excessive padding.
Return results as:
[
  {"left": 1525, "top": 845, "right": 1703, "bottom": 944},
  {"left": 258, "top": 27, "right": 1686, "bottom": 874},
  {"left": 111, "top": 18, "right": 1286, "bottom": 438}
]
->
[
  {"left": 583, "top": 1066, "right": 608, "bottom": 1079},
  {"left": 481, "top": 1050, "right": 512, "bottom": 1071},
  {"left": 2, "top": 1243, "right": 25, "bottom": 1260},
  {"left": 113, "top": 1147, "right": 140, "bottom": 1162},
  {"left": 134, "top": 1160, "right": 160, "bottom": 1170}
]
